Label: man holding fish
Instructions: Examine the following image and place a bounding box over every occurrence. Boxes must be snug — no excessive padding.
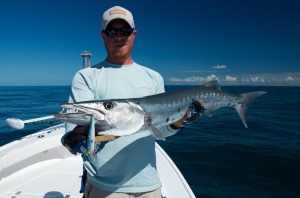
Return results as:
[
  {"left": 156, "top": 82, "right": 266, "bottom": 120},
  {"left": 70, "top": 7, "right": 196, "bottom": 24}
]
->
[{"left": 61, "top": 6, "right": 203, "bottom": 198}]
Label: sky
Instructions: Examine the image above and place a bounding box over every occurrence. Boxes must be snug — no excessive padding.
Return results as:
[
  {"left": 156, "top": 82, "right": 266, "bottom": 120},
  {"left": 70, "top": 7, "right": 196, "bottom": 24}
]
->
[{"left": 0, "top": 0, "right": 299, "bottom": 86}]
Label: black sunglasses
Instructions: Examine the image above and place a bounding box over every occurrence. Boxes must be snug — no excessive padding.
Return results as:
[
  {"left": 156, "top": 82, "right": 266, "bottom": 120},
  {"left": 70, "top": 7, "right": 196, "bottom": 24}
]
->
[{"left": 103, "top": 28, "right": 134, "bottom": 37}]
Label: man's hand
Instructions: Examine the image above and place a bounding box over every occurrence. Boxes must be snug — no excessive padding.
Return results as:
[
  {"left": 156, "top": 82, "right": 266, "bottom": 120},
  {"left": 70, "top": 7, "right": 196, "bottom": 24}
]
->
[
  {"left": 171, "top": 99, "right": 205, "bottom": 129},
  {"left": 61, "top": 125, "right": 89, "bottom": 155},
  {"left": 61, "top": 125, "right": 118, "bottom": 155}
]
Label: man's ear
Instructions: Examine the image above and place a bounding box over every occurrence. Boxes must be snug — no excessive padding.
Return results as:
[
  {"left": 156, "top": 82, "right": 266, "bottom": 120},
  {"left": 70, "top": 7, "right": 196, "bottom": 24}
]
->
[
  {"left": 132, "top": 30, "right": 137, "bottom": 38},
  {"left": 100, "top": 31, "right": 105, "bottom": 39}
]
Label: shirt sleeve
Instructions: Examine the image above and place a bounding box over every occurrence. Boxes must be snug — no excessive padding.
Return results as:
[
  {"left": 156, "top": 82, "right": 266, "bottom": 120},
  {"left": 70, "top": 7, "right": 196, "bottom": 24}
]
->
[
  {"left": 70, "top": 71, "right": 95, "bottom": 102},
  {"left": 157, "top": 76, "right": 165, "bottom": 94}
]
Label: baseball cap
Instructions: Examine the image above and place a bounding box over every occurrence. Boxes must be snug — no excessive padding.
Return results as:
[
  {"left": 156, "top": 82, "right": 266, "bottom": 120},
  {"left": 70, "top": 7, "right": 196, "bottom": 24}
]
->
[{"left": 102, "top": 6, "right": 135, "bottom": 30}]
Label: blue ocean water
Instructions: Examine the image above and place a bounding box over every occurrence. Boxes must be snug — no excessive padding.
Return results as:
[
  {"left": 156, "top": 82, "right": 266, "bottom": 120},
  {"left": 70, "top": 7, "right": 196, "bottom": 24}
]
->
[{"left": 0, "top": 85, "right": 299, "bottom": 198}]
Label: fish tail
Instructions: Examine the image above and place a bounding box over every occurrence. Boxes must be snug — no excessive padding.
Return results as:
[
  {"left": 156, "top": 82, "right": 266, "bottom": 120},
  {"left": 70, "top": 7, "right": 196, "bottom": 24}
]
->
[{"left": 236, "top": 91, "right": 267, "bottom": 128}]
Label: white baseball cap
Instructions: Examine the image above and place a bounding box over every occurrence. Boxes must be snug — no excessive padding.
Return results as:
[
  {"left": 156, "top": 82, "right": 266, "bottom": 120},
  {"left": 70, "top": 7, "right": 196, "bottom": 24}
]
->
[{"left": 102, "top": 6, "right": 135, "bottom": 30}]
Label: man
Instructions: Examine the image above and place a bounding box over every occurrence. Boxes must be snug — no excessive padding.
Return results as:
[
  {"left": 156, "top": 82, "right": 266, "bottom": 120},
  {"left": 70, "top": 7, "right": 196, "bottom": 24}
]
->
[{"left": 62, "top": 6, "right": 203, "bottom": 198}]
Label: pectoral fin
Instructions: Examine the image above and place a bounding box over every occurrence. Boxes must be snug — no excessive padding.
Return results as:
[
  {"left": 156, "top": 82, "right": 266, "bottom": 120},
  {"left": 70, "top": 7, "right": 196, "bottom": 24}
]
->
[{"left": 148, "top": 125, "right": 166, "bottom": 140}]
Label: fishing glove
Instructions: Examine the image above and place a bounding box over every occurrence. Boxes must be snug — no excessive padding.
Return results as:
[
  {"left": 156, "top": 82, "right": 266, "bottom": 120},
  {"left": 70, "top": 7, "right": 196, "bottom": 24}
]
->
[
  {"left": 61, "top": 125, "right": 89, "bottom": 155},
  {"left": 170, "top": 99, "right": 205, "bottom": 129},
  {"left": 61, "top": 125, "right": 117, "bottom": 155}
]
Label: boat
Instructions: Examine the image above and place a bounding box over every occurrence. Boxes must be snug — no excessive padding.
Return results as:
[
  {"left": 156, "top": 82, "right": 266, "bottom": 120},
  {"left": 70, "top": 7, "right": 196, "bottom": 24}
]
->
[
  {"left": 0, "top": 51, "right": 196, "bottom": 197},
  {"left": 0, "top": 124, "right": 196, "bottom": 197}
]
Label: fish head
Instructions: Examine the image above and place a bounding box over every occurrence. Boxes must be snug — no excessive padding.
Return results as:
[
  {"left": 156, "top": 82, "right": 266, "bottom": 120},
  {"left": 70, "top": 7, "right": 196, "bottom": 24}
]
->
[{"left": 54, "top": 100, "right": 146, "bottom": 136}]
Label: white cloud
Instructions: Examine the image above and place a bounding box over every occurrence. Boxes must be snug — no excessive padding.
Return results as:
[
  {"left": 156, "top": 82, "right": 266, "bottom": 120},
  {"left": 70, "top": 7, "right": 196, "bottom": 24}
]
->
[
  {"left": 181, "top": 65, "right": 227, "bottom": 73},
  {"left": 250, "top": 76, "right": 265, "bottom": 82},
  {"left": 225, "top": 76, "right": 238, "bottom": 81},
  {"left": 285, "top": 76, "right": 294, "bottom": 81},
  {"left": 169, "top": 74, "right": 219, "bottom": 83},
  {"left": 184, "top": 77, "right": 204, "bottom": 82},
  {"left": 206, "top": 74, "right": 219, "bottom": 81},
  {"left": 167, "top": 72, "right": 300, "bottom": 86},
  {"left": 168, "top": 78, "right": 183, "bottom": 82},
  {"left": 212, "top": 65, "right": 227, "bottom": 69}
]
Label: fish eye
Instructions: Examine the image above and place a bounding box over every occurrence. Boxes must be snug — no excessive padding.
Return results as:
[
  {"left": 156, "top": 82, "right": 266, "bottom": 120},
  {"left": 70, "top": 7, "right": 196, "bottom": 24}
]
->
[{"left": 103, "top": 101, "right": 114, "bottom": 110}]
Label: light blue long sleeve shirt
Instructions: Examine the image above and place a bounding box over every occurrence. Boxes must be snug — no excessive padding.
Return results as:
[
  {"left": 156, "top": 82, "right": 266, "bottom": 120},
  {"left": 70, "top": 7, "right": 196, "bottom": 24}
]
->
[{"left": 66, "top": 60, "right": 172, "bottom": 193}]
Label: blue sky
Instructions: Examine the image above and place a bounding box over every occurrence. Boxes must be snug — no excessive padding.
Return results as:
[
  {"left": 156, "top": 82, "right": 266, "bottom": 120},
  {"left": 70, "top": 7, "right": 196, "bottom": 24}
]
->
[{"left": 0, "top": 0, "right": 299, "bottom": 86}]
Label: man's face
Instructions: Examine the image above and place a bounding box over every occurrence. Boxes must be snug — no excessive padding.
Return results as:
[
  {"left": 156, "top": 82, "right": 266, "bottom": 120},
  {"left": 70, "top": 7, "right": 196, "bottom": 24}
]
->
[{"left": 101, "top": 19, "right": 136, "bottom": 61}]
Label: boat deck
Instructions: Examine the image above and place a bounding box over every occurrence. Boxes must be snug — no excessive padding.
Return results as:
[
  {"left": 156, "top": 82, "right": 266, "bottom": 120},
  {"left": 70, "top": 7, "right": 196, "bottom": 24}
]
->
[
  {"left": 1, "top": 156, "right": 82, "bottom": 198},
  {"left": 0, "top": 125, "right": 195, "bottom": 198}
]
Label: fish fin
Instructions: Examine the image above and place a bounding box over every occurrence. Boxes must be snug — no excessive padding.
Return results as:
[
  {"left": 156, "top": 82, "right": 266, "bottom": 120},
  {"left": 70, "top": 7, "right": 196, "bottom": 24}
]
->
[
  {"left": 204, "top": 109, "right": 213, "bottom": 117},
  {"left": 203, "top": 80, "right": 221, "bottom": 90},
  {"left": 236, "top": 91, "right": 267, "bottom": 128},
  {"left": 147, "top": 125, "right": 166, "bottom": 140}
]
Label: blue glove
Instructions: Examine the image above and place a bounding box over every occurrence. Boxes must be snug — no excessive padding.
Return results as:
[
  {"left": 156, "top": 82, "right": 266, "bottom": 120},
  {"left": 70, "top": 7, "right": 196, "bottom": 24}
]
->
[
  {"left": 74, "top": 140, "right": 108, "bottom": 155},
  {"left": 73, "top": 140, "right": 87, "bottom": 154},
  {"left": 171, "top": 100, "right": 205, "bottom": 129},
  {"left": 183, "top": 99, "right": 205, "bottom": 126}
]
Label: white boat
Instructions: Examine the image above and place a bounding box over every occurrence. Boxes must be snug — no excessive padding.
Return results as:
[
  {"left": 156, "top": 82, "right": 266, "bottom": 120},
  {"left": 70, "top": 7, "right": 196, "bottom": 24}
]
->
[{"left": 0, "top": 124, "right": 196, "bottom": 197}]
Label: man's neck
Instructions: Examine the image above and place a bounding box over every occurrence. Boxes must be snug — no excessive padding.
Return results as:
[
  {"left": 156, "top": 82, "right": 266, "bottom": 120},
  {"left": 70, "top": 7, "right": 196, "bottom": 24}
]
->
[{"left": 106, "top": 57, "right": 133, "bottom": 65}]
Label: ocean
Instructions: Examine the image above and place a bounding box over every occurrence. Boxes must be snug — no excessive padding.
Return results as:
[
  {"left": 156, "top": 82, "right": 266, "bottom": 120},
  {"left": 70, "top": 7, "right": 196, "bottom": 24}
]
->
[{"left": 0, "top": 85, "right": 299, "bottom": 198}]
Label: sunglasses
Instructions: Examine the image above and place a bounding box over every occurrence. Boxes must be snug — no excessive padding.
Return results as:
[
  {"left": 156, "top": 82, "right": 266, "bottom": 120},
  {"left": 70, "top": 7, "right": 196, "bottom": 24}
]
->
[{"left": 103, "top": 28, "right": 134, "bottom": 37}]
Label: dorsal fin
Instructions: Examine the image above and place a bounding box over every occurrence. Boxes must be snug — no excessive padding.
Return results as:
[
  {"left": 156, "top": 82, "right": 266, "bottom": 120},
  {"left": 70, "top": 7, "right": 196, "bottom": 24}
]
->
[{"left": 203, "top": 80, "right": 221, "bottom": 90}]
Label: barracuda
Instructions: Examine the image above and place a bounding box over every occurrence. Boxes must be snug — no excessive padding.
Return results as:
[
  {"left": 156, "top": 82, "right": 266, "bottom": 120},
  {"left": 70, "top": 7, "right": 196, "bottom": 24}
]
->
[{"left": 54, "top": 81, "right": 266, "bottom": 139}]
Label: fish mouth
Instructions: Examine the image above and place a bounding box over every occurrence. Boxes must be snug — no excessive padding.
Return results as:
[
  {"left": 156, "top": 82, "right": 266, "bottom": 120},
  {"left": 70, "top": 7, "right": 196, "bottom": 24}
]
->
[
  {"left": 53, "top": 112, "right": 89, "bottom": 120},
  {"left": 56, "top": 103, "right": 106, "bottom": 121}
]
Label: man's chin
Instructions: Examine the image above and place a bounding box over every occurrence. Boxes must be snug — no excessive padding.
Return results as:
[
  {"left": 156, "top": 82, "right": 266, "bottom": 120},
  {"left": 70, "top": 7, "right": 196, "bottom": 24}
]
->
[{"left": 113, "top": 50, "right": 127, "bottom": 59}]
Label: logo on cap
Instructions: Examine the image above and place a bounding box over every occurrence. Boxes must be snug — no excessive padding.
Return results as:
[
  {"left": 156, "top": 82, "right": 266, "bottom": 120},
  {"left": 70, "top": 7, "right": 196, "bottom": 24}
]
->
[{"left": 110, "top": 10, "right": 126, "bottom": 15}]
